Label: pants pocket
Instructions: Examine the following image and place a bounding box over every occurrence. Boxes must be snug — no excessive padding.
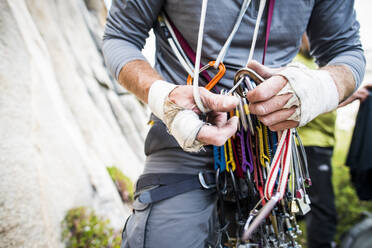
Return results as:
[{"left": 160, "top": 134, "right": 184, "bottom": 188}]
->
[{"left": 121, "top": 200, "right": 152, "bottom": 248}]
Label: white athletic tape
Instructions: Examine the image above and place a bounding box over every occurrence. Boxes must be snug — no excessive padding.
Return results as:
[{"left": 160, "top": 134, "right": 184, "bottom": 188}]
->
[
  {"left": 148, "top": 80, "right": 177, "bottom": 120},
  {"left": 169, "top": 108, "right": 205, "bottom": 152},
  {"left": 276, "top": 62, "right": 339, "bottom": 126},
  {"left": 148, "top": 80, "right": 205, "bottom": 152},
  {"left": 276, "top": 83, "right": 301, "bottom": 122}
]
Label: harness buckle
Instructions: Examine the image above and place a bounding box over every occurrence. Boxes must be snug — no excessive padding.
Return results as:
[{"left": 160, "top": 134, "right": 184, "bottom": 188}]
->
[{"left": 198, "top": 172, "right": 216, "bottom": 189}]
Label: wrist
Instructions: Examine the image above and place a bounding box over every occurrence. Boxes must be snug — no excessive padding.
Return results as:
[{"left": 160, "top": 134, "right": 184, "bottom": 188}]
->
[
  {"left": 148, "top": 80, "right": 177, "bottom": 120},
  {"left": 321, "top": 64, "right": 355, "bottom": 103},
  {"left": 147, "top": 80, "right": 205, "bottom": 152}
]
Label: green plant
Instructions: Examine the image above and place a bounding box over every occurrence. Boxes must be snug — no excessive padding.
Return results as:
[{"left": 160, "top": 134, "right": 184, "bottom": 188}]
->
[
  {"left": 61, "top": 207, "right": 121, "bottom": 248},
  {"left": 107, "top": 166, "right": 134, "bottom": 203}
]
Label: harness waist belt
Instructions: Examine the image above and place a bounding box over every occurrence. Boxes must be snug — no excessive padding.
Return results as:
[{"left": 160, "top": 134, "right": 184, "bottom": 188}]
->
[{"left": 135, "top": 172, "right": 216, "bottom": 204}]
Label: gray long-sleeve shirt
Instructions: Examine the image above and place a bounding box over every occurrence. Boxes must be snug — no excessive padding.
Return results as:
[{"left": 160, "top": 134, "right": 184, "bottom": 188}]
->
[{"left": 103, "top": 0, "right": 365, "bottom": 174}]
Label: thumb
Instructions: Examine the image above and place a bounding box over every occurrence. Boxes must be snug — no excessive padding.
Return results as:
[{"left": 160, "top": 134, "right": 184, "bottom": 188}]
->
[
  {"left": 247, "top": 60, "right": 281, "bottom": 79},
  {"left": 199, "top": 88, "right": 239, "bottom": 112}
]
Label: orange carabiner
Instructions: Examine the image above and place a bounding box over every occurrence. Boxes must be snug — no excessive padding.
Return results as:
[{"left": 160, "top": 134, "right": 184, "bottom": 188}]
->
[{"left": 187, "top": 61, "right": 226, "bottom": 91}]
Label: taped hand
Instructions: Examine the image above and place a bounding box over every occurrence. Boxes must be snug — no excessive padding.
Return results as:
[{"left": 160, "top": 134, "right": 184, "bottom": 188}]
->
[
  {"left": 148, "top": 80, "right": 239, "bottom": 152},
  {"left": 246, "top": 61, "right": 299, "bottom": 131},
  {"left": 246, "top": 61, "right": 339, "bottom": 131}
]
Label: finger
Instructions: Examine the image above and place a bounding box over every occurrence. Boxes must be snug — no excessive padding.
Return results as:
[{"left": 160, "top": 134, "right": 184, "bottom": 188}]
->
[
  {"left": 207, "top": 111, "right": 227, "bottom": 128},
  {"left": 246, "top": 76, "right": 288, "bottom": 103},
  {"left": 358, "top": 88, "right": 370, "bottom": 102},
  {"left": 200, "top": 87, "right": 239, "bottom": 112},
  {"left": 246, "top": 60, "right": 282, "bottom": 79},
  {"left": 258, "top": 107, "right": 297, "bottom": 127},
  {"left": 268, "top": 120, "right": 298, "bottom": 132},
  {"left": 197, "top": 116, "right": 239, "bottom": 146},
  {"left": 249, "top": 94, "right": 293, "bottom": 116}
]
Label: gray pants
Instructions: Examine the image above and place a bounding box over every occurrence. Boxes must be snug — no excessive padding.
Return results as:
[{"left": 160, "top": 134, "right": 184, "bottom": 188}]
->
[{"left": 121, "top": 188, "right": 218, "bottom": 248}]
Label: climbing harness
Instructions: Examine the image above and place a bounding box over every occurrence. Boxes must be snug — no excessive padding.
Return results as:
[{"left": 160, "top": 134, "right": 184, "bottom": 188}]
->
[
  {"left": 135, "top": 172, "right": 216, "bottom": 204},
  {"left": 139, "top": 0, "right": 312, "bottom": 247}
]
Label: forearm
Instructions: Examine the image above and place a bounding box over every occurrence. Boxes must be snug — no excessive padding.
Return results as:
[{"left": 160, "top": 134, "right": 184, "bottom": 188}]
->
[
  {"left": 321, "top": 64, "right": 356, "bottom": 103},
  {"left": 118, "top": 60, "right": 163, "bottom": 103}
]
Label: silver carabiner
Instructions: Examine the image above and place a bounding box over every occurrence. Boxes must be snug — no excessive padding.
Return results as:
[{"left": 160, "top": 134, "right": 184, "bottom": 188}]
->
[{"left": 228, "top": 67, "right": 265, "bottom": 97}]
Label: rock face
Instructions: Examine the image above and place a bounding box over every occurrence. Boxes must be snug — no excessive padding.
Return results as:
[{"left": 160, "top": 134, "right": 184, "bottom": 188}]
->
[{"left": 0, "top": 0, "right": 147, "bottom": 247}]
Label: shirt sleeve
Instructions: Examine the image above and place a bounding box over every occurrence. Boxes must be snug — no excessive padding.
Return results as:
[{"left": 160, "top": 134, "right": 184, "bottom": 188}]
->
[
  {"left": 307, "top": 0, "right": 366, "bottom": 89},
  {"left": 102, "top": 0, "right": 164, "bottom": 80}
]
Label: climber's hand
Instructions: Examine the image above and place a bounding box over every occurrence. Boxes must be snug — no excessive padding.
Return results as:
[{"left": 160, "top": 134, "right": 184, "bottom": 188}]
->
[
  {"left": 168, "top": 86, "right": 239, "bottom": 147},
  {"left": 246, "top": 60, "right": 339, "bottom": 130},
  {"left": 148, "top": 80, "right": 239, "bottom": 152},
  {"left": 245, "top": 61, "right": 298, "bottom": 131}
]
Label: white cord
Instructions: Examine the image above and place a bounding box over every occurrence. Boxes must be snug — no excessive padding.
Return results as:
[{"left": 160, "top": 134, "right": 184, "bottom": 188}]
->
[
  {"left": 192, "top": 0, "right": 266, "bottom": 113},
  {"left": 193, "top": 0, "right": 209, "bottom": 113},
  {"left": 163, "top": 15, "right": 195, "bottom": 73},
  {"left": 247, "top": 0, "right": 267, "bottom": 64},
  {"left": 214, "top": 0, "right": 252, "bottom": 69},
  {"left": 168, "top": 39, "right": 194, "bottom": 77}
]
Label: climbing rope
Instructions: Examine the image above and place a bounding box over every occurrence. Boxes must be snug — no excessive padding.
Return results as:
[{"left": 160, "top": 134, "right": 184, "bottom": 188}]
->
[{"left": 192, "top": 0, "right": 209, "bottom": 113}]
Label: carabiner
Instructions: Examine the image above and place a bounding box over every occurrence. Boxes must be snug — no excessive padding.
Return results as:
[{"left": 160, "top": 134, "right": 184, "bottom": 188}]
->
[
  {"left": 187, "top": 61, "right": 226, "bottom": 91},
  {"left": 216, "top": 168, "right": 227, "bottom": 194},
  {"left": 293, "top": 129, "right": 312, "bottom": 187},
  {"left": 232, "top": 67, "right": 265, "bottom": 97}
]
